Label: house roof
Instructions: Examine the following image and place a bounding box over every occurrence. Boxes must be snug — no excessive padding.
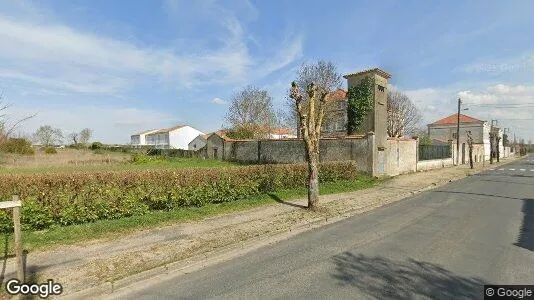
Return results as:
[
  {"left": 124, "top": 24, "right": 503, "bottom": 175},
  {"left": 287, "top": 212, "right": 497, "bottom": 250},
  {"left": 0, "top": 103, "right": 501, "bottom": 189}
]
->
[
  {"left": 270, "top": 127, "right": 295, "bottom": 135},
  {"left": 325, "top": 89, "right": 347, "bottom": 102},
  {"left": 150, "top": 125, "right": 186, "bottom": 134},
  {"left": 132, "top": 129, "right": 158, "bottom": 136},
  {"left": 343, "top": 68, "right": 391, "bottom": 79},
  {"left": 430, "top": 114, "right": 484, "bottom": 126}
]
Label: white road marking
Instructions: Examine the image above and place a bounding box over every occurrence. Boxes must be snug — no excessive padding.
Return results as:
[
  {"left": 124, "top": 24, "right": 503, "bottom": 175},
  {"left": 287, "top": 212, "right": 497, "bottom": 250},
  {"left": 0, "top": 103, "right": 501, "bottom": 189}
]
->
[
  {"left": 509, "top": 169, "right": 516, "bottom": 171},
  {"left": 499, "top": 169, "right": 504, "bottom": 171},
  {"left": 520, "top": 169, "right": 526, "bottom": 171},
  {"left": 531, "top": 169, "right": 534, "bottom": 172}
]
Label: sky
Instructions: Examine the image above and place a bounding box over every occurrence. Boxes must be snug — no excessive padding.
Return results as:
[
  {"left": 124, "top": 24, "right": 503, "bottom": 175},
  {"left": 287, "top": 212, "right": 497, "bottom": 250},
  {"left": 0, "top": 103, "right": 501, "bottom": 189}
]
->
[{"left": 1, "top": 0, "right": 534, "bottom": 144}]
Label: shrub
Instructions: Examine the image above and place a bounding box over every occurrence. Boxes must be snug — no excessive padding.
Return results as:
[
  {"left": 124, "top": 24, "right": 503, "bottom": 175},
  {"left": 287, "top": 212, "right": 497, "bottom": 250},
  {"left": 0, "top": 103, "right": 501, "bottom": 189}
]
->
[
  {"left": 44, "top": 147, "right": 57, "bottom": 154},
  {"left": 0, "top": 138, "right": 35, "bottom": 155},
  {"left": 90, "top": 142, "right": 103, "bottom": 150},
  {"left": 0, "top": 162, "right": 359, "bottom": 232}
]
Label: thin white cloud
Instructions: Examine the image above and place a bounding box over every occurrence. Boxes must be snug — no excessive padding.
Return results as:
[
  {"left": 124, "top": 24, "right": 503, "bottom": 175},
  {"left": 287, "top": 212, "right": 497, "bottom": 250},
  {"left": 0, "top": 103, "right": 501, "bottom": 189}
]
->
[
  {"left": 0, "top": 1, "right": 303, "bottom": 95},
  {"left": 210, "top": 97, "right": 228, "bottom": 105},
  {"left": 456, "top": 54, "right": 534, "bottom": 75}
]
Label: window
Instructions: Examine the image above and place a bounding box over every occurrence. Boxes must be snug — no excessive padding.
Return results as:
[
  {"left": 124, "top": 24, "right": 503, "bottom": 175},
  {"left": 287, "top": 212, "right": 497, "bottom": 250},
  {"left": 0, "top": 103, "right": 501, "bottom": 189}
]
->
[
  {"left": 452, "top": 133, "right": 458, "bottom": 139},
  {"left": 377, "top": 85, "right": 385, "bottom": 92}
]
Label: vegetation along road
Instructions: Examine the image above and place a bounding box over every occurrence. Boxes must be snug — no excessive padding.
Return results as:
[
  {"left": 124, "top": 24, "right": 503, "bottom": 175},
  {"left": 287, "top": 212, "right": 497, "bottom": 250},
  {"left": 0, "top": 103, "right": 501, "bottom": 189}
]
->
[{"left": 108, "top": 155, "right": 534, "bottom": 299}]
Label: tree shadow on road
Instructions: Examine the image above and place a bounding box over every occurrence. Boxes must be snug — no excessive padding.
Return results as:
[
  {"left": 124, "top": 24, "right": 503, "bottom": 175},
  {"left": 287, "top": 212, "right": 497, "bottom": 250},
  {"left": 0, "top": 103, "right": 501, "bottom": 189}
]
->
[
  {"left": 331, "top": 252, "right": 487, "bottom": 299},
  {"left": 515, "top": 198, "right": 534, "bottom": 251}
]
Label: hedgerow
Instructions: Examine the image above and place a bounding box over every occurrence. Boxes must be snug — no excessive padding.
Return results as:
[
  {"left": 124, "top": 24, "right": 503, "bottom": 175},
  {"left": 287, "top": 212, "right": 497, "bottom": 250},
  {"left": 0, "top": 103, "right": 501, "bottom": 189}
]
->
[{"left": 0, "top": 162, "right": 359, "bottom": 232}]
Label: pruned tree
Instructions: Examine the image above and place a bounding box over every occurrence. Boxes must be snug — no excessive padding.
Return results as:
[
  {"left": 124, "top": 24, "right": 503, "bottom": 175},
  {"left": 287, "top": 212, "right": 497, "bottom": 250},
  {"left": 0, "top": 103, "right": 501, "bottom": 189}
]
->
[
  {"left": 489, "top": 131, "right": 495, "bottom": 164},
  {"left": 496, "top": 134, "right": 501, "bottom": 162},
  {"left": 33, "top": 125, "right": 63, "bottom": 146},
  {"left": 79, "top": 128, "right": 92, "bottom": 146},
  {"left": 226, "top": 85, "right": 276, "bottom": 139},
  {"left": 290, "top": 82, "right": 326, "bottom": 210},
  {"left": 284, "top": 61, "right": 342, "bottom": 137},
  {"left": 386, "top": 90, "right": 422, "bottom": 137},
  {"left": 467, "top": 130, "right": 474, "bottom": 169}
]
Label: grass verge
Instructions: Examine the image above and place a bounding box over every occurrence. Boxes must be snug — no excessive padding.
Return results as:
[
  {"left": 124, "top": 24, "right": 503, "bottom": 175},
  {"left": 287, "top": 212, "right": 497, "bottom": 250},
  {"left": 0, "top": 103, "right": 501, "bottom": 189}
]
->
[{"left": 0, "top": 175, "right": 378, "bottom": 253}]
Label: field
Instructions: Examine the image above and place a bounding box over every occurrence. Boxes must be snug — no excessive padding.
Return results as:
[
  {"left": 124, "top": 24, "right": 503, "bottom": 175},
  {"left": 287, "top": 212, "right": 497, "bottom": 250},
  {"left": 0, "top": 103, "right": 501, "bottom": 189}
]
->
[{"left": 0, "top": 148, "right": 236, "bottom": 174}]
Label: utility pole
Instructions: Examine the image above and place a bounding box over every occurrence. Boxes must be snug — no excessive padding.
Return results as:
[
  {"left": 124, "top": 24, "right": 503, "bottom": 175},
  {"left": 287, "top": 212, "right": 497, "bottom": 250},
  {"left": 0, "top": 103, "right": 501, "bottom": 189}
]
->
[
  {"left": 490, "top": 120, "right": 499, "bottom": 164},
  {"left": 456, "top": 98, "right": 461, "bottom": 166}
]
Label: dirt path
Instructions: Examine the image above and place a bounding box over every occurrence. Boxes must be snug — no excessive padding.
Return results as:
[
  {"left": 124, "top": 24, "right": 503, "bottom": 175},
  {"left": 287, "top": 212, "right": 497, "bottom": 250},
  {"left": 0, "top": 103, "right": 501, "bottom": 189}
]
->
[{"left": 0, "top": 158, "right": 519, "bottom": 297}]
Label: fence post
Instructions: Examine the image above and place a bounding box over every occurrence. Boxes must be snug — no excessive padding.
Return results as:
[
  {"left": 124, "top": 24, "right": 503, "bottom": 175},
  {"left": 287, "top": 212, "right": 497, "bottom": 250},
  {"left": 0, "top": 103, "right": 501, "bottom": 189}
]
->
[{"left": 12, "top": 195, "right": 24, "bottom": 282}]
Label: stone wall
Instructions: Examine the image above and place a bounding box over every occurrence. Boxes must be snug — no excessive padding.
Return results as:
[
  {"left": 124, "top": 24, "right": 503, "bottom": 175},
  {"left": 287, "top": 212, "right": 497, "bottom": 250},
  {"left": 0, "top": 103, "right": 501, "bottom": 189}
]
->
[
  {"left": 417, "top": 158, "right": 454, "bottom": 171},
  {"left": 385, "top": 138, "right": 417, "bottom": 176},
  {"left": 206, "top": 134, "right": 374, "bottom": 173}
]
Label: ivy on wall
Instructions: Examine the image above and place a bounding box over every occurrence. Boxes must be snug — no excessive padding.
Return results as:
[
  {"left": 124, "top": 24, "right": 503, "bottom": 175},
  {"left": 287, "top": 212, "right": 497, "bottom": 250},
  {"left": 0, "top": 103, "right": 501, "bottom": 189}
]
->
[{"left": 347, "top": 76, "right": 374, "bottom": 135}]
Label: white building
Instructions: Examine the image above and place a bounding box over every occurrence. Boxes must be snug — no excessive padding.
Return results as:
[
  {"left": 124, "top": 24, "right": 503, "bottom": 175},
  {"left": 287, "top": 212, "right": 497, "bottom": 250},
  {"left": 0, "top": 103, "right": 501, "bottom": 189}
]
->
[
  {"left": 427, "top": 113, "right": 505, "bottom": 162},
  {"left": 268, "top": 128, "right": 297, "bottom": 139},
  {"left": 188, "top": 134, "right": 208, "bottom": 150},
  {"left": 141, "top": 125, "right": 204, "bottom": 150},
  {"left": 130, "top": 129, "right": 159, "bottom": 147}
]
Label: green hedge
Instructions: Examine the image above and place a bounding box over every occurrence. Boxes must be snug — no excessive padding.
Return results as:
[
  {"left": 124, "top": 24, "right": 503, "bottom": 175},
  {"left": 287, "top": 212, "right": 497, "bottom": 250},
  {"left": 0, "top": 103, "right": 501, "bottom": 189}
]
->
[{"left": 0, "top": 162, "right": 359, "bottom": 232}]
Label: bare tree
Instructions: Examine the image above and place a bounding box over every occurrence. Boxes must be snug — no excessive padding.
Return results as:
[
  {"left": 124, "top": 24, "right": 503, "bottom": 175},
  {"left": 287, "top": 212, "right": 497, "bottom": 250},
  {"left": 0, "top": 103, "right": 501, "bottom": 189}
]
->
[
  {"left": 33, "top": 125, "right": 63, "bottom": 146},
  {"left": 285, "top": 61, "right": 342, "bottom": 137},
  {"left": 79, "top": 128, "right": 92, "bottom": 146},
  {"left": 226, "top": 85, "right": 276, "bottom": 139},
  {"left": 0, "top": 91, "right": 36, "bottom": 143},
  {"left": 387, "top": 90, "right": 422, "bottom": 137},
  {"left": 68, "top": 132, "right": 79, "bottom": 145}
]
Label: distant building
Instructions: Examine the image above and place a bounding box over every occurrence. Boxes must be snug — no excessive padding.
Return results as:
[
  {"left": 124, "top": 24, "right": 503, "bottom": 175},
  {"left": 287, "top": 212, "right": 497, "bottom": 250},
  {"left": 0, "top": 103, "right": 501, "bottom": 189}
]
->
[
  {"left": 268, "top": 127, "right": 297, "bottom": 139},
  {"left": 427, "top": 113, "right": 504, "bottom": 162},
  {"left": 321, "top": 88, "right": 349, "bottom": 137},
  {"left": 130, "top": 129, "right": 159, "bottom": 147},
  {"left": 188, "top": 134, "right": 209, "bottom": 151},
  {"left": 132, "top": 125, "right": 204, "bottom": 150}
]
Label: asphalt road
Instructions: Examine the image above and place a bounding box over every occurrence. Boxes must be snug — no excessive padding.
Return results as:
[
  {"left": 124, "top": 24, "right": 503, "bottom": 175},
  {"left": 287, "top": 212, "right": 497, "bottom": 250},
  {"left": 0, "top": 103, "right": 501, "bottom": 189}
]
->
[{"left": 111, "top": 155, "right": 534, "bottom": 300}]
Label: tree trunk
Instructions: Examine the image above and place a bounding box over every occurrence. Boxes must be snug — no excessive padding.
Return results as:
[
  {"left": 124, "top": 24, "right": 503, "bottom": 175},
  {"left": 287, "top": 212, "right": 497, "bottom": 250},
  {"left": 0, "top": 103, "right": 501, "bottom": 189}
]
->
[
  {"left": 489, "top": 135, "right": 494, "bottom": 164},
  {"left": 307, "top": 152, "right": 319, "bottom": 210},
  {"left": 496, "top": 139, "right": 500, "bottom": 162},
  {"left": 469, "top": 146, "right": 473, "bottom": 169}
]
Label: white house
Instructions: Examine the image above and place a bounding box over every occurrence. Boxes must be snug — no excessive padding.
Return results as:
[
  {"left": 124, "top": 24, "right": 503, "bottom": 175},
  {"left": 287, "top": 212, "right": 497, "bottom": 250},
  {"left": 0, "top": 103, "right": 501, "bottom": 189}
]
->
[
  {"left": 427, "top": 113, "right": 505, "bottom": 163},
  {"left": 188, "top": 134, "right": 208, "bottom": 150},
  {"left": 130, "top": 129, "right": 159, "bottom": 147},
  {"left": 144, "top": 125, "right": 205, "bottom": 150},
  {"left": 268, "top": 128, "right": 297, "bottom": 139}
]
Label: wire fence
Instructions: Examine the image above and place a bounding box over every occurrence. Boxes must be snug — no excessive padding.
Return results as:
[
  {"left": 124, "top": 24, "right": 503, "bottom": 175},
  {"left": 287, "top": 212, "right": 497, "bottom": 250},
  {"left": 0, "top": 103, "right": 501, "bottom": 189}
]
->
[{"left": 418, "top": 144, "right": 452, "bottom": 161}]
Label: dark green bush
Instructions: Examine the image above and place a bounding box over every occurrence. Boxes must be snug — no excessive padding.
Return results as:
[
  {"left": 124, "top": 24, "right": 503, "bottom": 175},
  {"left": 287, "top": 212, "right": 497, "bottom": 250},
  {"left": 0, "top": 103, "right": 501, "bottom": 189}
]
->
[
  {"left": 90, "top": 142, "right": 103, "bottom": 150},
  {"left": 0, "top": 138, "right": 35, "bottom": 155},
  {"left": 0, "top": 162, "right": 359, "bottom": 232},
  {"left": 44, "top": 147, "right": 57, "bottom": 154}
]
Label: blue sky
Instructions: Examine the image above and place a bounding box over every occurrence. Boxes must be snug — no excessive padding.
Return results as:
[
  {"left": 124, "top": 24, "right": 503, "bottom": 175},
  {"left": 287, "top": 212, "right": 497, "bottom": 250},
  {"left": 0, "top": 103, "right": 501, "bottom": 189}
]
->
[{"left": 2, "top": 0, "right": 534, "bottom": 143}]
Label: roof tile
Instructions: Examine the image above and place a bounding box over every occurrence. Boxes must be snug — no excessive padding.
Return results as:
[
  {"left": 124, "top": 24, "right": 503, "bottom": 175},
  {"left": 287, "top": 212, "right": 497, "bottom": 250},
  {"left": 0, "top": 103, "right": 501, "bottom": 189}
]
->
[{"left": 431, "top": 114, "right": 483, "bottom": 125}]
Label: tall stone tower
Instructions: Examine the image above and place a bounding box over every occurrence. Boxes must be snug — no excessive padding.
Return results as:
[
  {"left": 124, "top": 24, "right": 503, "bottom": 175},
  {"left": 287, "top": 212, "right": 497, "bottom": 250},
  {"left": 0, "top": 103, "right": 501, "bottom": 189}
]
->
[{"left": 343, "top": 68, "right": 391, "bottom": 150}]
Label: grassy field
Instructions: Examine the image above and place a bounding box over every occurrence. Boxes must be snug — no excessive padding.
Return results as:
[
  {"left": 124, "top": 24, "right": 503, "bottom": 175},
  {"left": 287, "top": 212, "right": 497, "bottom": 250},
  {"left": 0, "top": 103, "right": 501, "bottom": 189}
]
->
[
  {"left": 0, "top": 148, "right": 237, "bottom": 174},
  {"left": 0, "top": 176, "right": 378, "bottom": 253}
]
